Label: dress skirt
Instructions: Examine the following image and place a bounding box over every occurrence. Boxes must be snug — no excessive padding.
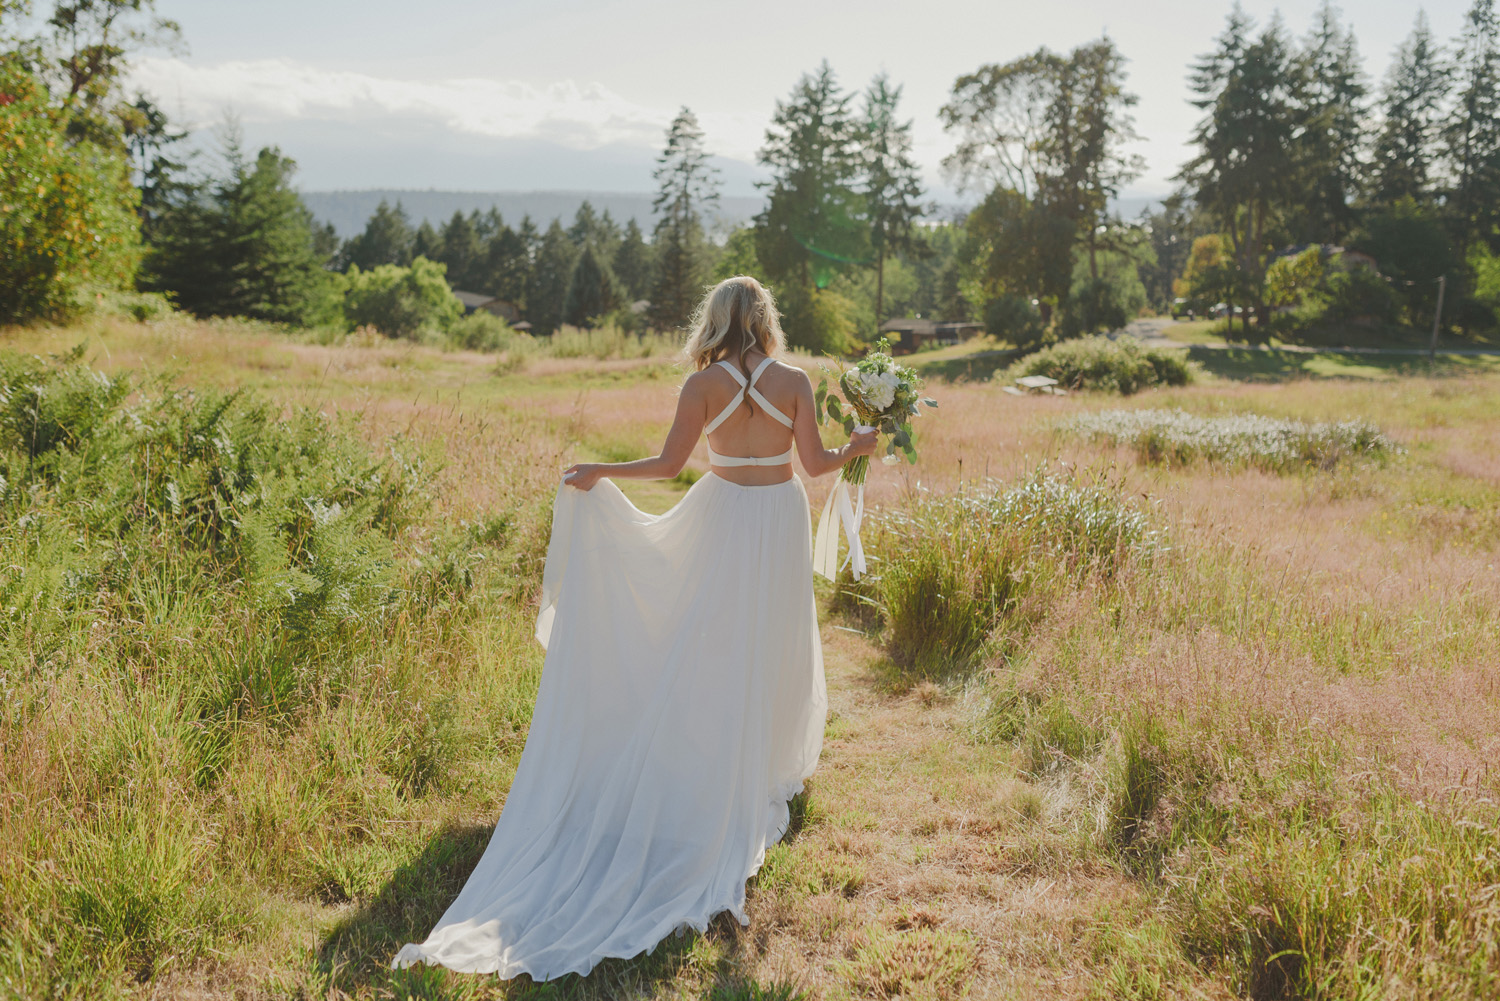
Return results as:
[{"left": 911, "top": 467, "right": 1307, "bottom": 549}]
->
[{"left": 391, "top": 472, "right": 827, "bottom": 978}]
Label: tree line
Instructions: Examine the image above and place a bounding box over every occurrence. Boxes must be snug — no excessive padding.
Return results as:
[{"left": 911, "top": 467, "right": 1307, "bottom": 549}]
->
[
  {"left": 1160, "top": 0, "right": 1500, "bottom": 337},
  {"left": 7, "top": 0, "right": 1500, "bottom": 348}
]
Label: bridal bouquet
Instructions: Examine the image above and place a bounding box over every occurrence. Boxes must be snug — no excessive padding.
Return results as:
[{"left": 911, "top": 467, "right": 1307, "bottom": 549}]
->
[{"left": 813, "top": 339, "right": 937, "bottom": 581}]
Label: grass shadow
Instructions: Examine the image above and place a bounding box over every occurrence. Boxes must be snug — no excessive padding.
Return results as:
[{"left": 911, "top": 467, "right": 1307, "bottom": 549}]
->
[
  {"left": 1187, "top": 345, "right": 1500, "bottom": 382},
  {"left": 317, "top": 821, "right": 754, "bottom": 999},
  {"left": 907, "top": 347, "right": 1021, "bottom": 383}
]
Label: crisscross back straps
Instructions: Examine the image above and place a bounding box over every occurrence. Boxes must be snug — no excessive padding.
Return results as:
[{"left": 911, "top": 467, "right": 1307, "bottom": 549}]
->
[{"left": 704, "top": 358, "right": 793, "bottom": 434}]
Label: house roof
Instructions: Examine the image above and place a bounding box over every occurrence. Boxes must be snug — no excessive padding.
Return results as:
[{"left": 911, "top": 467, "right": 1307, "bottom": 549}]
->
[
  {"left": 452, "top": 290, "right": 496, "bottom": 309},
  {"left": 880, "top": 317, "right": 937, "bottom": 335}
]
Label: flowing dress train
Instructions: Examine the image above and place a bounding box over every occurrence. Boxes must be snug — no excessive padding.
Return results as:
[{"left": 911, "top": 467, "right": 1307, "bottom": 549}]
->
[{"left": 391, "top": 471, "right": 827, "bottom": 979}]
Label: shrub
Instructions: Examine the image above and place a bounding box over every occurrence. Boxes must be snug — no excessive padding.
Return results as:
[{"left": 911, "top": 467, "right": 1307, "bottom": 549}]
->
[
  {"left": 1063, "top": 408, "right": 1403, "bottom": 472},
  {"left": 0, "top": 57, "right": 142, "bottom": 323},
  {"left": 343, "top": 256, "right": 462, "bottom": 340},
  {"left": 853, "top": 470, "right": 1160, "bottom": 676},
  {"left": 984, "top": 293, "right": 1046, "bottom": 350},
  {"left": 1059, "top": 250, "right": 1147, "bottom": 339},
  {"left": 445, "top": 310, "right": 518, "bottom": 352},
  {"left": 1319, "top": 263, "right": 1399, "bottom": 325},
  {"left": 782, "top": 286, "right": 857, "bottom": 356},
  {"left": 1004, "top": 335, "right": 1193, "bottom": 395},
  {"left": 0, "top": 349, "right": 426, "bottom": 664}
]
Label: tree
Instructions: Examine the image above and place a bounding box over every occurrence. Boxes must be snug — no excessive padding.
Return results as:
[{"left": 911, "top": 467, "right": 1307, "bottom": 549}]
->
[
  {"left": 481, "top": 222, "right": 531, "bottom": 306},
  {"left": 525, "top": 219, "right": 578, "bottom": 335},
  {"left": 1048, "top": 38, "right": 1147, "bottom": 280},
  {"left": 0, "top": 54, "right": 141, "bottom": 321},
  {"left": 1173, "top": 234, "right": 1241, "bottom": 319},
  {"left": 412, "top": 220, "right": 440, "bottom": 264},
  {"left": 1289, "top": 2, "right": 1367, "bottom": 243},
  {"left": 1178, "top": 6, "right": 1298, "bottom": 333},
  {"left": 1138, "top": 193, "right": 1206, "bottom": 310},
  {"left": 1370, "top": 12, "right": 1447, "bottom": 206},
  {"left": 1352, "top": 197, "right": 1460, "bottom": 323},
  {"left": 650, "top": 107, "right": 720, "bottom": 331},
  {"left": 145, "top": 136, "right": 340, "bottom": 326},
  {"left": 941, "top": 39, "right": 1143, "bottom": 325},
  {"left": 1442, "top": 0, "right": 1500, "bottom": 254},
  {"left": 860, "top": 73, "right": 927, "bottom": 329},
  {"left": 343, "top": 256, "right": 461, "bottom": 339},
  {"left": 37, "top": 0, "right": 182, "bottom": 148},
  {"left": 340, "top": 199, "right": 414, "bottom": 271},
  {"left": 563, "top": 243, "right": 625, "bottom": 327},
  {"left": 123, "top": 92, "right": 186, "bottom": 239},
  {"left": 436, "top": 210, "right": 482, "bottom": 289},
  {"left": 612, "top": 218, "right": 654, "bottom": 300},
  {"left": 755, "top": 65, "right": 865, "bottom": 301}
]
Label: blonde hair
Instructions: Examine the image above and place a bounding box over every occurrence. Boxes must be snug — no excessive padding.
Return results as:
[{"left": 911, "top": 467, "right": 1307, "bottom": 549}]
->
[{"left": 682, "top": 275, "right": 786, "bottom": 372}]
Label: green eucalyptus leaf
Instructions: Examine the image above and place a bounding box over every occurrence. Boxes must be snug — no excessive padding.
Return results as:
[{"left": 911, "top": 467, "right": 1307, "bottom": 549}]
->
[{"left": 923, "top": 398, "right": 938, "bottom": 408}]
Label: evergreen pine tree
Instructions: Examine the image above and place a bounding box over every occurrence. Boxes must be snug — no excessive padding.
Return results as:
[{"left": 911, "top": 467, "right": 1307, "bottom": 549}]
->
[
  {"left": 567, "top": 201, "right": 601, "bottom": 245},
  {"left": 755, "top": 63, "right": 864, "bottom": 298},
  {"left": 145, "top": 138, "right": 340, "bottom": 325},
  {"left": 412, "top": 220, "right": 441, "bottom": 262},
  {"left": 1442, "top": 0, "right": 1500, "bottom": 252},
  {"left": 860, "top": 73, "right": 927, "bottom": 327},
  {"left": 613, "top": 218, "right": 655, "bottom": 300},
  {"left": 563, "top": 243, "right": 625, "bottom": 327},
  {"left": 1290, "top": 1, "right": 1368, "bottom": 242},
  {"left": 437, "top": 210, "right": 482, "bottom": 289},
  {"left": 1370, "top": 12, "right": 1448, "bottom": 205},
  {"left": 339, "top": 199, "right": 414, "bottom": 271},
  {"left": 526, "top": 219, "right": 580, "bottom": 334},
  {"left": 1177, "top": 6, "right": 1297, "bottom": 332},
  {"left": 650, "top": 107, "right": 721, "bottom": 331},
  {"left": 482, "top": 223, "right": 531, "bottom": 306}
]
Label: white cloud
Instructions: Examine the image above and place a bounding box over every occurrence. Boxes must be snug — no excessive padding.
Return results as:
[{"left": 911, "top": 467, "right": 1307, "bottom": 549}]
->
[{"left": 126, "top": 56, "right": 739, "bottom": 155}]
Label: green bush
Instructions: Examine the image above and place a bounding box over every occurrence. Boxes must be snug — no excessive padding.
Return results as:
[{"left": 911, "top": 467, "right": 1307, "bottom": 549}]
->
[
  {"left": 984, "top": 293, "right": 1046, "bottom": 350},
  {"left": 0, "top": 57, "right": 142, "bottom": 323},
  {"left": 1004, "top": 335, "right": 1193, "bottom": 395},
  {"left": 1319, "top": 264, "right": 1399, "bottom": 325},
  {"left": 1063, "top": 408, "right": 1403, "bottom": 472},
  {"left": 0, "top": 348, "right": 426, "bottom": 664},
  {"left": 781, "top": 286, "right": 857, "bottom": 355},
  {"left": 445, "top": 309, "right": 519, "bottom": 352},
  {"left": 851, "top": 470, "right": 1160, "bottom": 676},
  {"left": 1059, "top": 250, "right": 1149, "bottom": 338},
  {"left": 343, "top": 256, "right": 462, "bottom": 340}
]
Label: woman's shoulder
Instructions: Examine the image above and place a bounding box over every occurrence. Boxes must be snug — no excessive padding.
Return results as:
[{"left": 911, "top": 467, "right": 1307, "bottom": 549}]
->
[{"left": 766, "top": 358, "right": 811, "bottom": 387}]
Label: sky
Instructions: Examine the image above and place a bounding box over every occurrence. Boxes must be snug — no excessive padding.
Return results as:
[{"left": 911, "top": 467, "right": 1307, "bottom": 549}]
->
[{"left": 116, "top": 0, "right": 1474, "bottom": 200}]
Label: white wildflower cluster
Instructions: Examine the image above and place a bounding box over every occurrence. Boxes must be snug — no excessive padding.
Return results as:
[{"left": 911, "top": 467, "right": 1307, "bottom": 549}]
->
[{"left": 1062, "top": 408, "right": 1401, "bottom": 472}]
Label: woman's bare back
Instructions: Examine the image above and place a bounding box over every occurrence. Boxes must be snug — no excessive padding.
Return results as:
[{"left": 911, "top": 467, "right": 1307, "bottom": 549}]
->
[{"left": 699, "top": 350, "right": 803, "bottom": 486}]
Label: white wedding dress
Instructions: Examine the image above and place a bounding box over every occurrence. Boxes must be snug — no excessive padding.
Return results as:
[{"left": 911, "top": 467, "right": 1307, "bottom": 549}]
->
[{"left": 392, "top": 358, "right": 827, "bottom": 979}]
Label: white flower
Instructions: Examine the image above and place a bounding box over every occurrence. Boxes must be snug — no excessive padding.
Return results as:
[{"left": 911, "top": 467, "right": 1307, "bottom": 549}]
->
[
  {"left": 857, "top": 370, "right": 896, "bottom": 410},
  {"left": 881, "top": 453, "right": 900, "bottom": 465}
]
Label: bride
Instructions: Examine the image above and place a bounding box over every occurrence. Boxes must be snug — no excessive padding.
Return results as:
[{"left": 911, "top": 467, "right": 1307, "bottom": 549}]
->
[{"left": 392, "top": 275, "right": 877, "bottom": 979}]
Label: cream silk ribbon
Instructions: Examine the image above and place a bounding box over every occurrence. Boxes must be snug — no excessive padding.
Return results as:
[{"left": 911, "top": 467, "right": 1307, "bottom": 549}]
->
[{"left": 813, "top": 425, "right": 873, "bottom": 582}]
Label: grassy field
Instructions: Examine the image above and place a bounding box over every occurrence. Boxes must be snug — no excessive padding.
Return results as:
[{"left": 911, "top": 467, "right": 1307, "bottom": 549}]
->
[{"left": 2, "top": 314, "right": 1498, "bottom": 1000}]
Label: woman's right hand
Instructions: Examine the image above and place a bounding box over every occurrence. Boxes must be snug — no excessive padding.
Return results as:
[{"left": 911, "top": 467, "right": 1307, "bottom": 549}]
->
[{"left": 847, "top": 426, "right": 879, "bottom": 457}]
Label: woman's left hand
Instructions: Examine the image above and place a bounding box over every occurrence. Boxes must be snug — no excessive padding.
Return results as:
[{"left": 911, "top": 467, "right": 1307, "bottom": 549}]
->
[{"left": 563, "top": 463, "right": 605, "bottom": 491}]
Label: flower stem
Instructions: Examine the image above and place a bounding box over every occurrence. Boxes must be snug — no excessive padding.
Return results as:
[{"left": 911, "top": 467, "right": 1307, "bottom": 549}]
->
[{"left": 842, "top": 454, "right": 869, "bottom": 486}]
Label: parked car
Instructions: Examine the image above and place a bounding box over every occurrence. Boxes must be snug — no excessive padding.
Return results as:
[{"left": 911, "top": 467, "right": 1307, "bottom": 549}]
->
[{"left": 1171, "top": 297, "right": 1194, "bottom": 319}]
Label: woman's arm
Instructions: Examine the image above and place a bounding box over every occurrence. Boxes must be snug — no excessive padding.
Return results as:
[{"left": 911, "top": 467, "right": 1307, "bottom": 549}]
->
[
  {"left": 792, "top": 370, "right": 877, "bottom": 478},
  {"left": 563, "top": 375, "right": 709, "bottom": 491}
]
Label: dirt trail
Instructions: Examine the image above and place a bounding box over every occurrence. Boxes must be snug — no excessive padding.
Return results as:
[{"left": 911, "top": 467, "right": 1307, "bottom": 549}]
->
[{"left": 727, "top": 626, "right": 1155, "bottom": 1000}]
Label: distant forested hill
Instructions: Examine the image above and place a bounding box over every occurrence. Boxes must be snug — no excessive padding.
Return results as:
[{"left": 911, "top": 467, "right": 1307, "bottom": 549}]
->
[{"left": 303, "top": 190, "right": 766, "bottom": 237}]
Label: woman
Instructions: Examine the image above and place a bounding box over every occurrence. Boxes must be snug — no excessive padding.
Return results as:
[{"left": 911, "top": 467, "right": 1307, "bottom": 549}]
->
[{"left": 392, "top": 276, "right": 877, "bottom": 979}]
